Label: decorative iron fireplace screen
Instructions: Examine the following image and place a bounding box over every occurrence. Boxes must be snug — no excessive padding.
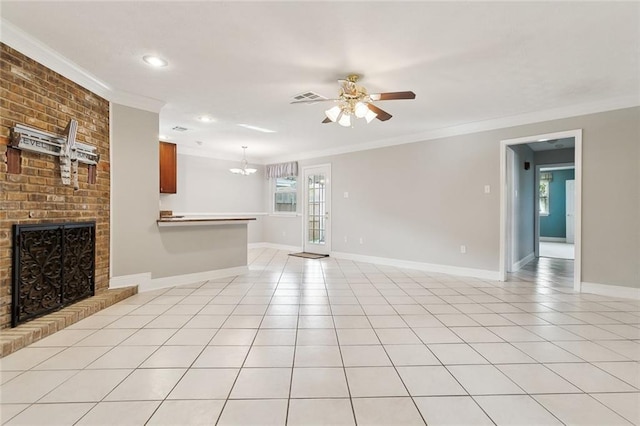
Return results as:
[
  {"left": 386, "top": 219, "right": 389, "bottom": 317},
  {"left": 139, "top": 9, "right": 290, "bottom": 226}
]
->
[{"left": 12, "top": 222, "right": 95, "bottom": 327}]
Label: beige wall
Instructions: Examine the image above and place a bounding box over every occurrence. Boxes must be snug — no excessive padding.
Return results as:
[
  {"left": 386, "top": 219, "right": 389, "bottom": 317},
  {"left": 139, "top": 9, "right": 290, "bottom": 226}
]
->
[
  {"left": 110, "top": 104, "right": 247, "bottom": 281},
  {"left": 266, "top": 107, "right": 639, "bottom": 289},
  {"left": 110, "top": 104, "right": 638, "bottom": 290}
]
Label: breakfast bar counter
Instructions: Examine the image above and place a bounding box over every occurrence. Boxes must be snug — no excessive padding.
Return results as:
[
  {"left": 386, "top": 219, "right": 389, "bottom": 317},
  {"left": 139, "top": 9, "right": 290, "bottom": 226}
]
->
[{"left": 156, "top": 217, "right": 257, "bottom": 227}]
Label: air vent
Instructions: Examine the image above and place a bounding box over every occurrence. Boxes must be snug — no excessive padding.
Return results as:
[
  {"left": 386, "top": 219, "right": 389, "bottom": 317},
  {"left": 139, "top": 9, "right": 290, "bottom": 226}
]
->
[
  {"left": 172, "top": 126, "right": 188, "bottom": 132},
  {"left": 292, "top": 91, "right": 327, "bottom": 102}
]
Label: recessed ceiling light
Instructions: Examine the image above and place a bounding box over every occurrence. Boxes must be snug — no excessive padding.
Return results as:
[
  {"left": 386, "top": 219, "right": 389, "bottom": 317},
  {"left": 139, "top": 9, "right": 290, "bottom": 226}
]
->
[
  {"left": 198, "top": 116, "right": 215, "bottom": 123},
  {"left": 143, "top": 55, "right": 168, "bottom": 67},
  {"left": 238, "top": 124, "right": 276, "bottom": 133}
]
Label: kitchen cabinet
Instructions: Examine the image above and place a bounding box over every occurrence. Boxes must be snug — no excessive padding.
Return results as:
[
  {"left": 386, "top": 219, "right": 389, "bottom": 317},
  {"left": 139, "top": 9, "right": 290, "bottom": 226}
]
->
[{"left": 159, "top": 141, "right": 177, "bottom": 194}]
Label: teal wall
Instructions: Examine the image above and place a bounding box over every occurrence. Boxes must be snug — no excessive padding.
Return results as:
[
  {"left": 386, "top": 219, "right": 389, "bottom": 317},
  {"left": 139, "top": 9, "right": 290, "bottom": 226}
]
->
[{"left": 540, "top": 169, "right": 575, "bottom": 238}]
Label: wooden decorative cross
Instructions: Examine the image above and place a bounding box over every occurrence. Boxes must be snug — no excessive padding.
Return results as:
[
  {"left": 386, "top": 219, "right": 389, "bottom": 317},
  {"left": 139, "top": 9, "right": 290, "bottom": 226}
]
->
[{"left": 9, "top": 120, "right": 100, "bottom": 186}]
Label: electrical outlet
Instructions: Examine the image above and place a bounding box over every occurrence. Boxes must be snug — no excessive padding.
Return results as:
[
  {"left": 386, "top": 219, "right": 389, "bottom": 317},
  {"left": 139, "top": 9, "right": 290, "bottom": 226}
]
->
[
  {"left": 344, "top": 236, "right": 348, "bottom": 243},
  {"left": 359, "top": 237, "right": 364, "bottom": 245},
  {"left": 484, "top": 185, "right": 491, "bottom": 194},
  {"left": 460, "top": 245, "right": 467, "bottom": 254},
  {"left": 282, "top": 231, "right": 286, "bottom": 237},
  {"left": 344, "top": 192, "right": 349, "bottom": 198}
]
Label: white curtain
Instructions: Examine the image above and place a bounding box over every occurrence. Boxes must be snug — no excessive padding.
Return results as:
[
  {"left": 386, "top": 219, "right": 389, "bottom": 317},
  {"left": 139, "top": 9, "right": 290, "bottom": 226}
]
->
[{"left": 266, "top": 161, "right": 298, "bottom": 178}]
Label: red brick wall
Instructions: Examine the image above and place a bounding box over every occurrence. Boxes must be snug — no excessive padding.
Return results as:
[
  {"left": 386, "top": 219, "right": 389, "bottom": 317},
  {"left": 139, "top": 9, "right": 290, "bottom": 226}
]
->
[{"left": 0, "top": 43, "right": 110, "bottom": 329}]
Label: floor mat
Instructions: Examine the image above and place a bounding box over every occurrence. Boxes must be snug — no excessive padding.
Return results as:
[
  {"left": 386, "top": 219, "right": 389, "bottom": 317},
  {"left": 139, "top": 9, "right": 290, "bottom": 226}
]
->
[{"left": 289, "top": 252, "right": 329, "bottom": 259}]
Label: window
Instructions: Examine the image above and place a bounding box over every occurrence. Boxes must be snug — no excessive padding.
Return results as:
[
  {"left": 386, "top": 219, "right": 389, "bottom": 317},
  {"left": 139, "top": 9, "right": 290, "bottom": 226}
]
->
[
  {"left": 539, "top": 172, "right": 552, "bottom": 215},
  {"left": 273, "top": 176, "right": 297, "bottom": 213}
]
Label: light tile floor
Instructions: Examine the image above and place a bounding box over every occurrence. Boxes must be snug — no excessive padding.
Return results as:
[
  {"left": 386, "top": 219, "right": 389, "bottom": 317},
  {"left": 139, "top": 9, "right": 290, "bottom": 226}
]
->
[
  {"left": 1, "top": 248, "right": 639, "bottom": 425},
  {"left": 539, "top": 242, "right": 575, "bottom": 260}
]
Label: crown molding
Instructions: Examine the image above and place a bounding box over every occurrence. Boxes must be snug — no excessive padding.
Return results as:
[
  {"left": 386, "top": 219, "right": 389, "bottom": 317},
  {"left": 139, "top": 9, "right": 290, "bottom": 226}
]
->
[
  {"left": 109, "top": 89, "right": 165, "bottom": 114},
  {"left": 178, "top": 145, "right": 267, "bottom": 164},
  {"left": 263, "top": 95, "right": 640, "bottom": 164},
  {"left": 1, "top": 18, "right": 165, "bottom": 113}
]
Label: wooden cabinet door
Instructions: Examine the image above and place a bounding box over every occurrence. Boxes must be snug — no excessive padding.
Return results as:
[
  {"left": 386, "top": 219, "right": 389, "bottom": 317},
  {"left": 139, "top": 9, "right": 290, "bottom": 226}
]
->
[{"left": 159, "top": 141, "right": 177, "bottom": 193}]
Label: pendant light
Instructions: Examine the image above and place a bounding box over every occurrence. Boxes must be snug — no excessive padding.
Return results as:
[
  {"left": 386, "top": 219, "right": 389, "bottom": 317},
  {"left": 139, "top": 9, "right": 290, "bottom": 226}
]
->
[{"left": 230, "top": 146, "right": 257, "bottom": 175}]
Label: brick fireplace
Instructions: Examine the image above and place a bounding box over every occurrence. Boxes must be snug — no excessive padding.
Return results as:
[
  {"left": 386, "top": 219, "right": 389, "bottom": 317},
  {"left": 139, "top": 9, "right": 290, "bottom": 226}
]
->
[{"left": 0, "top": 43, "right": 110, "bottom": 329}]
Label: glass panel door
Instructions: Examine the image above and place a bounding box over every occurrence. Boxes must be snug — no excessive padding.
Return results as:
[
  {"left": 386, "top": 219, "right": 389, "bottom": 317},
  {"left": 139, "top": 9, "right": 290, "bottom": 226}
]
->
[{"left": 303, "top": 165, "right": 331, "bottom": 255}]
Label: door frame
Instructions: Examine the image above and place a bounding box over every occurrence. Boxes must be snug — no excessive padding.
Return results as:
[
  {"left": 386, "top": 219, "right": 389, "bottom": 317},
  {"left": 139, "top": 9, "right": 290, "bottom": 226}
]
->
[
  {"left": 302, "top": 163, "right": 332, "bottom": 254},
  {"left": 499, "top": 129, "right": 582, "bottom": 292}
]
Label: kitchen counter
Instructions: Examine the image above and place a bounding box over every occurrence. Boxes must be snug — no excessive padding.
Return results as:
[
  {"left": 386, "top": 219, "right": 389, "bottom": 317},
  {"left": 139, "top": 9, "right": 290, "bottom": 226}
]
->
[{"left": 156, "top": 217, "right": 257, "bottom": 227}]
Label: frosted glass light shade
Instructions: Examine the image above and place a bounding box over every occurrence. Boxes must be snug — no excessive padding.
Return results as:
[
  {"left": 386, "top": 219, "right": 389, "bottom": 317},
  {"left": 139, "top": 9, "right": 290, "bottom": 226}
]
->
[
  {"left": 230, "top": 167, "right": 257, "bottom": 175},
  {"left": 338, "top": 113, "right": 351, "bottom": 127},
  {"left": 365, "top": 109, "right": 377, "bottom": 123},
  {"left": 325, "top": 106, "right": 341, "bottom": 122},
  {"left": 354, "top": 102, "right": 368, "bottom": 118}
]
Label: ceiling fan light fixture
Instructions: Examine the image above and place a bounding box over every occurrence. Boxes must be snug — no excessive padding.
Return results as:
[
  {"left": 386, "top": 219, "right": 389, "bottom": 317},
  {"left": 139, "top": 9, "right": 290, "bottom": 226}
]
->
[
  {"left": 325, "top": 106, "right": 341, "bottom": 122},
  {"left": 354, "top": 102, "right": 368, "bottom": 118}
]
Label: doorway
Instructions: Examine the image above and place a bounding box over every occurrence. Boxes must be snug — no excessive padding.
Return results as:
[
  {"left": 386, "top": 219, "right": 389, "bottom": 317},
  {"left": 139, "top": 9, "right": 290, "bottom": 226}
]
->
[
  {"left": 303, "top": 164, "right": 331, "bottom": 255},
  {"left": 500, "top": 130, "right": 582, "bottom": 291},
  {"left": 537, "top": 164, "right": 575, "bottom": 260}
]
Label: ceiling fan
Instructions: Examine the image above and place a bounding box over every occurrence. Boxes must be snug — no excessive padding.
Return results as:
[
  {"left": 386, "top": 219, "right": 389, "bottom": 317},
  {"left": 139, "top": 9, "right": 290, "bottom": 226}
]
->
[{"left": 291, "top": 74, "right": 416, "bottom": 126}]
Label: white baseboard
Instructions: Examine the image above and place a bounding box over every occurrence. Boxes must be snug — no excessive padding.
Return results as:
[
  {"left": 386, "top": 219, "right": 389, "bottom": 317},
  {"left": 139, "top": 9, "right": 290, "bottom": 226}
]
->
[
  {"left": 249, "top": 242, "right": 303, "bottom": 252},
  {"left": 581, "top": 282, "right": 640, "bottom": 300},
  {"left": 109, "top": 273, "right": 150, "bottom": 289},
  {"left": 511, "top": 252, "right": 535, "bottom": 272},
  {"left": 540, "top": 237, "right": 567, "bottom": 243},
  {"left": 330, "top": 251, "right": 500, "bottom": 281}
]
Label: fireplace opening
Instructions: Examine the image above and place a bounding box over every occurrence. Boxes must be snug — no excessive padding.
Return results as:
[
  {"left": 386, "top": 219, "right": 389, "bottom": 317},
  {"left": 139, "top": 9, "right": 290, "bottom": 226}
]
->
[{"left": 12, "top": 222, "right": 96, "bottom": 327}]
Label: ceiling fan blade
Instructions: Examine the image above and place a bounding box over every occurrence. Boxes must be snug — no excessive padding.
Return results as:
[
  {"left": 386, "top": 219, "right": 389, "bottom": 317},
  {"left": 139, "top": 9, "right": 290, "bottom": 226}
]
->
[
  {"left": 290, "top": 99, "right": 338, "bottom": 104},
  {"left": 367, "top": 103, "right": 392, "bottom": 121},
  {"left": 370, "top": 91, "right": 416, "bottom": 101},
  {"left": 322, "top": 117, "right": 332, "bottom": 124}
]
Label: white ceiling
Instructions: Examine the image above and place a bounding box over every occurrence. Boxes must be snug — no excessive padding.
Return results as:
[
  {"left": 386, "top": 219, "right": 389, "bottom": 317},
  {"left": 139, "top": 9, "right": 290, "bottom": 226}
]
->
[{"left": 2, "top": 2, "right": 638, "bottom": 163}]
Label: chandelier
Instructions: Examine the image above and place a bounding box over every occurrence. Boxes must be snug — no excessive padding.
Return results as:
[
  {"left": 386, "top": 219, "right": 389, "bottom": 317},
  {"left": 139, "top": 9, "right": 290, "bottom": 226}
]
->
[
  {"left": 324, "top": 75, "right": 378, "bottom": 127},
  {"left": 229, "top": 146, "right": 257, "bottom": 175}
]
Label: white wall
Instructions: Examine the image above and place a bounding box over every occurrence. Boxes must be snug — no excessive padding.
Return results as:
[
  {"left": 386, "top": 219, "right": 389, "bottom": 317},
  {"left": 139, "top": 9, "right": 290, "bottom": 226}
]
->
[
  {"left": 160, "top": 152, "right": 266, "bottom": 243},
  {"left": 110, "top": 104, "right": 248, "bottom": 284}
]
